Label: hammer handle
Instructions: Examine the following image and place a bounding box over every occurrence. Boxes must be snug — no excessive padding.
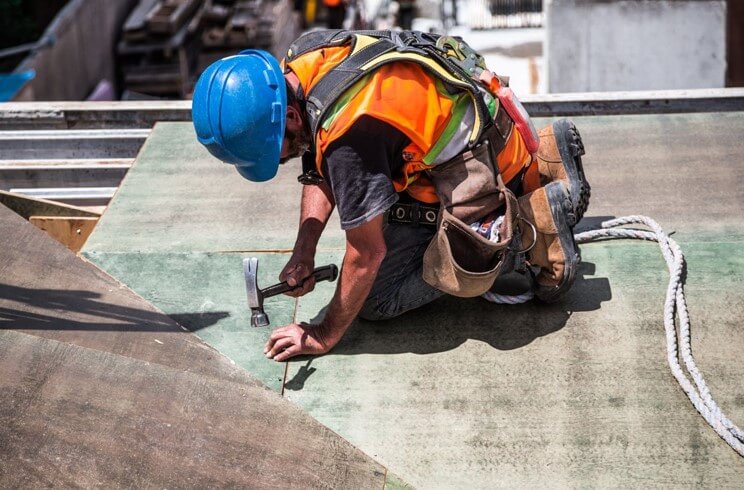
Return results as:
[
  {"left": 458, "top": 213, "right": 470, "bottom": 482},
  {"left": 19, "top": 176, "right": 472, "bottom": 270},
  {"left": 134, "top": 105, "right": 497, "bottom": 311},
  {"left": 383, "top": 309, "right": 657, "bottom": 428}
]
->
[{"left": 261, "top": 264, "right": 339, "bottom": 299}]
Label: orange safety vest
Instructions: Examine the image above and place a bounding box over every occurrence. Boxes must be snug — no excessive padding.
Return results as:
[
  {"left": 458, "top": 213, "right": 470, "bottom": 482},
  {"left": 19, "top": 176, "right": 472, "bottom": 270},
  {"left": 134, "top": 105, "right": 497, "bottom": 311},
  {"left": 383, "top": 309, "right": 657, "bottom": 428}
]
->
[{"left": 285, "top": 43, "right": 538, "bottom": 203}]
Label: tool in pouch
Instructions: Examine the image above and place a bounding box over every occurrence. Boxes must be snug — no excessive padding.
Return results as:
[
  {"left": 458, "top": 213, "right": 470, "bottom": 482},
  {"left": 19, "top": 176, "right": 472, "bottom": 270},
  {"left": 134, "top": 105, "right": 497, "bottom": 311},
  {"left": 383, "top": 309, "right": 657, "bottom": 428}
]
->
[{"left": 243, "top": 257, "right": 339, "bottom": 327}]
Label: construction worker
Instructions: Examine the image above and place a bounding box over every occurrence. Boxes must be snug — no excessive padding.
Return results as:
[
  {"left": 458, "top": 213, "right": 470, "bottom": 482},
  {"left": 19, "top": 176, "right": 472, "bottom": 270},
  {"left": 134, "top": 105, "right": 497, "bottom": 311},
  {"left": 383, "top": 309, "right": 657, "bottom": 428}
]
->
[{"left": 192, "top": 30, "right": 590, "bottom": 362}]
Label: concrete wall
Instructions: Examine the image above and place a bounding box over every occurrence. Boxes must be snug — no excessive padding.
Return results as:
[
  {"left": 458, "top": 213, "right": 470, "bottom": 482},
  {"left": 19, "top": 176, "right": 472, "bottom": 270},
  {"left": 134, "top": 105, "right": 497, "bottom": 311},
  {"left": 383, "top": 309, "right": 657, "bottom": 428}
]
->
[
  {"left": 14, "top": 0, "right": 137, "bottom": 101},
  {"left": 546, "top": 0, "right": 726, "bottom": 93}
]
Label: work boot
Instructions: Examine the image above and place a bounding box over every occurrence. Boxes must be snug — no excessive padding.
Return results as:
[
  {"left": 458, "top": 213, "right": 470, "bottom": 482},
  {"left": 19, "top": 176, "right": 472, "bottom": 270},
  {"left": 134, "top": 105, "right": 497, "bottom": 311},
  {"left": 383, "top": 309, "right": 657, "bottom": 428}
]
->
[
  {"left": 517, "top": 181, "right": 579, "bottom": 302},
  {"left": 535, "top": 118, "right": 590, "bottom": 223}
]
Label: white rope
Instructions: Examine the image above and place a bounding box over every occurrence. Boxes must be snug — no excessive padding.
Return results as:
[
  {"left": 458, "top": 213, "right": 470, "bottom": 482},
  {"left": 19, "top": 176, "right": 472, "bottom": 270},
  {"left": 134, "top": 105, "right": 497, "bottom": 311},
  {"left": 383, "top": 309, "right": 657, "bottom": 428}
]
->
[{"left": 575, "top": 215, "right": 744, "bottom": 457}]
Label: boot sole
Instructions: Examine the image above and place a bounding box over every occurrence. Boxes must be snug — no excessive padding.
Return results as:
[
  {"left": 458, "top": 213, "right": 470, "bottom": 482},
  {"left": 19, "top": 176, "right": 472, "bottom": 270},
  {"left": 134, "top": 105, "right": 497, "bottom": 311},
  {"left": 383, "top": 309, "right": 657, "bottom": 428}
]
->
[
  {"left": 535, "top": 182, "right": 580, "bottom": 303},
  {"left": 553, "top": 119, "right": 590, "bottom": 223}
]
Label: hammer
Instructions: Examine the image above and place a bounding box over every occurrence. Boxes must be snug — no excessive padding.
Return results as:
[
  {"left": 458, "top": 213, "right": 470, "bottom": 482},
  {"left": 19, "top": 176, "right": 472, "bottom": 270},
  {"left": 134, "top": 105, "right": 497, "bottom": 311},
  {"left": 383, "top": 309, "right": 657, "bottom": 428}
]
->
[{"left": 243, "top": 257, "right": 339, "bottom": 328}]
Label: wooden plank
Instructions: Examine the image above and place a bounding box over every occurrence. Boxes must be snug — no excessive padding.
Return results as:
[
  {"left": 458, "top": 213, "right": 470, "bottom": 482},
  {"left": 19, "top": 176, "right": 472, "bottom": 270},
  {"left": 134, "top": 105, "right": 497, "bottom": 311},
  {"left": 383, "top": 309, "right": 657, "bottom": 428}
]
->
[
  {"left": 11, "top": 187, "right": 116, "bottom": 207},
  {"left": 29, "top": 216, "right": 98, "bottom": 252},
  {"left": 0, "top": 190, "right": 100, "bottom": 219}
]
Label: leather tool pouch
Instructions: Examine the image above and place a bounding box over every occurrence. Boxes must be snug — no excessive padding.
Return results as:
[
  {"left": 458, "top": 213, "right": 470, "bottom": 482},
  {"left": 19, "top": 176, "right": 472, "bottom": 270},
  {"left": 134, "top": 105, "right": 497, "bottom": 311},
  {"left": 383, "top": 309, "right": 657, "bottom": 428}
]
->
[{"left": 423, "top": 139, "right": 519, "bottom": 297}]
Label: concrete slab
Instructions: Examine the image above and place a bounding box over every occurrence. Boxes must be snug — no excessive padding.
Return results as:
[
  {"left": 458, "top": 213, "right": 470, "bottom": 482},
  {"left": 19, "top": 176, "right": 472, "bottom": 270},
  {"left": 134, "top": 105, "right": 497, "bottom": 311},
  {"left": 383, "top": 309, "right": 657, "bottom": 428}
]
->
[{"left": 84, "top": 114, "right": 744, "bottom": 486}]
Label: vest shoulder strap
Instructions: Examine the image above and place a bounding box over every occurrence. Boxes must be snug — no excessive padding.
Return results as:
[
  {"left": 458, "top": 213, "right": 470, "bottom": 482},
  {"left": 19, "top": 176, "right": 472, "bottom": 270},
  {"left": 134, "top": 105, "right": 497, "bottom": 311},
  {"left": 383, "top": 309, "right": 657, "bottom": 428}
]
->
[{"left": 288, "top": 30, "right": 496, "bottom": 148}]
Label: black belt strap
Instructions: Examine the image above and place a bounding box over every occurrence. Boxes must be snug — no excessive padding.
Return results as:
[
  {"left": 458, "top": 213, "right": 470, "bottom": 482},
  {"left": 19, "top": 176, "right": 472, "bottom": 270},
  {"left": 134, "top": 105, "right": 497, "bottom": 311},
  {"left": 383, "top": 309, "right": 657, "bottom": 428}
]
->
[
  {"left": 485, "top": 102, "right": 513, "bottom": 160},
  {"left": 305, "top": 38, "right": 398, "bottom": 136},
  {"left": 388, "top": 202, "right": 439, "bottom": 227},
  {"left": 289, "top": 29, "right": 496, "bottom": 148}
]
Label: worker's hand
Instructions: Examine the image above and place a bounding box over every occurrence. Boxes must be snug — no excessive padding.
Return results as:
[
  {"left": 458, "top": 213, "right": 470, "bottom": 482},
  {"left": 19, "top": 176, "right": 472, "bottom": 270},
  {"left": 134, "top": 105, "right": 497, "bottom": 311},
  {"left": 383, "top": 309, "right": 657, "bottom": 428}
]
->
[
  {"left": 279, "top": 253, "right": 315, "bottom": 298},
  {"left": 264, "top": 322, "right": 340, "bottom": 362}
]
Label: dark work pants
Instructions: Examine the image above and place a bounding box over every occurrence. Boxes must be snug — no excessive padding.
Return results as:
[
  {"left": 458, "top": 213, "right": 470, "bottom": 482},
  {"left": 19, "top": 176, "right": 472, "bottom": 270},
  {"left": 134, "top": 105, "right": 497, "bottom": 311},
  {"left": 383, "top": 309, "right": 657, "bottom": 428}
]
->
[{"left": 358, "top": 220, "right": 443, "bottom": 321}]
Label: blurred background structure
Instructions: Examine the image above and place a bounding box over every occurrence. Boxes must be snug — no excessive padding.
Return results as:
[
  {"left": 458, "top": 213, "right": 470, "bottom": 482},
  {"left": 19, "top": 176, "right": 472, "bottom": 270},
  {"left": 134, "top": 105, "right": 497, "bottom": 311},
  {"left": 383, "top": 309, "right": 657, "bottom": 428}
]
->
[
  {"left": 0, "top": 0, "right": 739, "bottom": 102},
  {"left": 547, "top": 0, "right": 728, "bottom": 93}
]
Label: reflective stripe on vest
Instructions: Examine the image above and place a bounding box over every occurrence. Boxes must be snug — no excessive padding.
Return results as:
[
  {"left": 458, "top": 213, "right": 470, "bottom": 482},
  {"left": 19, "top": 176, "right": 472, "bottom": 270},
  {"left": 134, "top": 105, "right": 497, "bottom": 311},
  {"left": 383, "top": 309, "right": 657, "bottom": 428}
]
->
[{"left": 285, "top": 32, "right": 530, "bottom": 202}]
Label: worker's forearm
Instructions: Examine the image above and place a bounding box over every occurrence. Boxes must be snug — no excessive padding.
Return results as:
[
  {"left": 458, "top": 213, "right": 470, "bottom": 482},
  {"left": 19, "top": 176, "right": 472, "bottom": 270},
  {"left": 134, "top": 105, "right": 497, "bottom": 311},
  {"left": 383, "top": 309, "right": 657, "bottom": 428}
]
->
[
  {"left": 294, "top": 182, "right": 334, "bottom": 256},
  {"left": 320, "top": 246, "right": 386, "bottom": 343}
]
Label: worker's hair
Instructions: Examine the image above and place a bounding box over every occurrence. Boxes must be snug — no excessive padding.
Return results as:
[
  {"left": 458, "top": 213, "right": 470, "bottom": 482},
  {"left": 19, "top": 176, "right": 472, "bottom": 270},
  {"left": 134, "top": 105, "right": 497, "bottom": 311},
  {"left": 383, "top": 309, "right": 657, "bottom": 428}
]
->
[{"left": 285, "top": 79, "right": 304, "bottom": 113}]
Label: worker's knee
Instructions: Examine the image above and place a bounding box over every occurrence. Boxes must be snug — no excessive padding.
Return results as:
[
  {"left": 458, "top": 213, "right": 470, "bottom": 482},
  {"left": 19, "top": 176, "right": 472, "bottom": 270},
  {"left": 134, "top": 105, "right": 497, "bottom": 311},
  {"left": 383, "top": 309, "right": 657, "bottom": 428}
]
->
[
  {"left": 357, "top": 298, "right": 397, "bottom": 321},
  {"left": 358, "top": 287, "right": 443, "bottom": 322}
]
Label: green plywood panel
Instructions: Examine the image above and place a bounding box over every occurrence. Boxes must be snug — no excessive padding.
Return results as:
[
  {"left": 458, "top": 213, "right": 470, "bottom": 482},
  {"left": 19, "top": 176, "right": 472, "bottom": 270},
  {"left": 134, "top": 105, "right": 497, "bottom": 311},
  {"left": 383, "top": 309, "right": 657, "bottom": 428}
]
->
[
  {"left": 285, "top": 243, "right": 744, "bottom": 487},
  {"left": 83, "top": 251, "right": 295, "bottom": 391},
  {"left": 83, "top": 122, "right": 345, "bottom": 254},
  {"left": 83, "top": 112, "right": 744, "bottom": 486},
  {"left": 385, "top": 471, "right": 416, "bottom": 489}
]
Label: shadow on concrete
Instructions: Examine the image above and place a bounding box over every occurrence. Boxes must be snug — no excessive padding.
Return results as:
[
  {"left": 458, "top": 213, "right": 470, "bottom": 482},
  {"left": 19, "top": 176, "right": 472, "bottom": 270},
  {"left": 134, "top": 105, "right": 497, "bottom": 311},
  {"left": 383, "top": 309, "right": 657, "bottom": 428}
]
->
[
  {"left": 574, "top": 215, "right": 616, "bottom": 233},
  {"left": 0, "top": 283, "right": 229, "bottom": 332},
  {"left": 328, "top": 261, "right": 611, "bottom": 356},
  {"left": 284, "top": 359, "right": 317, "bottom": 391}
]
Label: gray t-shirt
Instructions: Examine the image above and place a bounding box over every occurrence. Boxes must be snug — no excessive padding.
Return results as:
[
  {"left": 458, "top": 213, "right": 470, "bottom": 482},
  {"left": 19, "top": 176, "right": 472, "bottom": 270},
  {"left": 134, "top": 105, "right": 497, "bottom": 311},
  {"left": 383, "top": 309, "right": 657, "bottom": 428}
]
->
[{"left": 321, "top": 116, "right": 410, "bottom": 230}]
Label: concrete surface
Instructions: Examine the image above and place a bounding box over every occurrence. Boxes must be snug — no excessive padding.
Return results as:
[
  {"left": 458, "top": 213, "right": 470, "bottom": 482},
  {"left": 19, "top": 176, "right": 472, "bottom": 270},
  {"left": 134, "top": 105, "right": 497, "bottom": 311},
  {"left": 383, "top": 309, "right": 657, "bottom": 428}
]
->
[
  {"left": 546, "top": 0, "right": 726, "bottom": 93},
  {"left": 83, "top": 118, "right": 744, "bottom": 487},
  {"left": 0, "top": 204, "right": 400, "bottom": 488}
]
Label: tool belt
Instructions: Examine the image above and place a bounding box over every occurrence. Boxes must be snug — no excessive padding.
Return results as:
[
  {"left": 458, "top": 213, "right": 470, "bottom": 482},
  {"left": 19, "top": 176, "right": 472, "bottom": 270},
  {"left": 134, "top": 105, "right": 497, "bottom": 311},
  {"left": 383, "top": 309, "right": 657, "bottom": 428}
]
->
[
  {"left": 422, "top": 124, "right": 528, "bottom": 298},
  {"left": 387, "top": 202, "right": 439, "bottom": 227}
]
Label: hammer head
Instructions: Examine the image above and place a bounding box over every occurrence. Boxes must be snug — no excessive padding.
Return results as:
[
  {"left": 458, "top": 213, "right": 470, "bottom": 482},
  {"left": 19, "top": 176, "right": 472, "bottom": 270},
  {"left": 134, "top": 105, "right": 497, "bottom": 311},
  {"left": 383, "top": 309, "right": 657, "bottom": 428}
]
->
[{"left": 243, "top": 257, "right": 269, "bottom": 327}]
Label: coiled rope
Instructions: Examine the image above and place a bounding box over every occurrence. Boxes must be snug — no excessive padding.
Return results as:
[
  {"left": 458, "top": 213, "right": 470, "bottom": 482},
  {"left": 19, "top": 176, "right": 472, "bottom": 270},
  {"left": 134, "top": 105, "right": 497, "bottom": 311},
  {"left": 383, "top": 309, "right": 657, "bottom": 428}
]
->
[{"left": 575, "top": 216, "right": 744, "bottom": 457}]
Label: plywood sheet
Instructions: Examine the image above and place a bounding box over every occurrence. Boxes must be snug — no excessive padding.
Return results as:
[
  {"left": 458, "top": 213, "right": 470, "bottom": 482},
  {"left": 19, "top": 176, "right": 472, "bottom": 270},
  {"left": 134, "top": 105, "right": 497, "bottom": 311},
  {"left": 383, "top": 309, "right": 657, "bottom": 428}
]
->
[
  {"left": 83, "top": 114, "right": 744, "bottom": 486},
  {"left": 0, "top": 330, "right": 387, "bottom": 488},
  {"left": 83, "top": 122, "right": 345, "bottom": 254},
  {"left": 0, "top": 204, "right": 247, "bottom": 384},
  {"left": 83, "top": 250, "right": 295, "bottom": 391}
]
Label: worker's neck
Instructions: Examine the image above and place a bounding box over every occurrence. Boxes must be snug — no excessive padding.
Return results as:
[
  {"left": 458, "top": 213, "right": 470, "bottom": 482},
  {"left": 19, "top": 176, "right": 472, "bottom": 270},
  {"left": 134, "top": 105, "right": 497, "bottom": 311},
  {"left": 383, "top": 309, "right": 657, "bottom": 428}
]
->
[{"left": 285, "top": 71, "right": 301, "bottom": 96}]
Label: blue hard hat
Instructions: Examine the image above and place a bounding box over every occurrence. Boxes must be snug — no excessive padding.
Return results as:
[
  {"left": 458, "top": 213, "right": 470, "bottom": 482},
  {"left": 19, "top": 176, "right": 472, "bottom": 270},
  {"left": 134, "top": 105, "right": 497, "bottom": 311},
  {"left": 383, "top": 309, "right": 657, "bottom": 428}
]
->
[{"left": 192, "top": 50, "right": 287, "bottom": 182}]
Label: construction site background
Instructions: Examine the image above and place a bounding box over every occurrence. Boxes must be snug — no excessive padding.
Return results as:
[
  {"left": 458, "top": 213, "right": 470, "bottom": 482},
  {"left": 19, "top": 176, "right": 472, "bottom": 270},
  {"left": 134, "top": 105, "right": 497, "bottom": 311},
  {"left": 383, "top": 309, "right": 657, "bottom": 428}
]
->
[{"left": 1, "top": 0, "right": 742, "bottom": 102}]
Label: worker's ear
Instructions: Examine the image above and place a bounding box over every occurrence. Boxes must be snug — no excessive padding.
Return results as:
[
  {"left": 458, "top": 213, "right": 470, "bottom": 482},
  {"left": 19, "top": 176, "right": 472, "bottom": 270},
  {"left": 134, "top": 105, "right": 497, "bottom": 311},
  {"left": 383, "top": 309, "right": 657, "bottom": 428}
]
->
[{"left": 286, "top": 104, "right": 303, "bottom": 132}]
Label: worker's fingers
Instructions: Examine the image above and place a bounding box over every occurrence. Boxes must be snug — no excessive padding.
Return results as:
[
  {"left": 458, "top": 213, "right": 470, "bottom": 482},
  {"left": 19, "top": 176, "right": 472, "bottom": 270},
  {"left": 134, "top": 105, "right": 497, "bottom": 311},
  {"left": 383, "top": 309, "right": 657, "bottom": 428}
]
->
[
  {"left": 267, "top": 326, "right": 291, "bottom": 342},
  {"left": 285, "top": 263, "right": 313, "bottom": 288},
  {"left": 273, "top": 345, "right": 301, "bottom": 362},
  {"left": 298, "top": 276, "right": 316, "bottom": 295},
  {"left": 284, "top": 276, "right": 315, "bottom": 298},
  {"left": 279, "top": 262, "right": 298, "bottom": 282},
  {"left": 266, "top": 337, "right": 294, "bottom": 359},
  {"left": 269, "top": 326, "right": 292, "bottom": 339},
  {"left": 264, "top": 326, "right": 292, "bottom": 352}
]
